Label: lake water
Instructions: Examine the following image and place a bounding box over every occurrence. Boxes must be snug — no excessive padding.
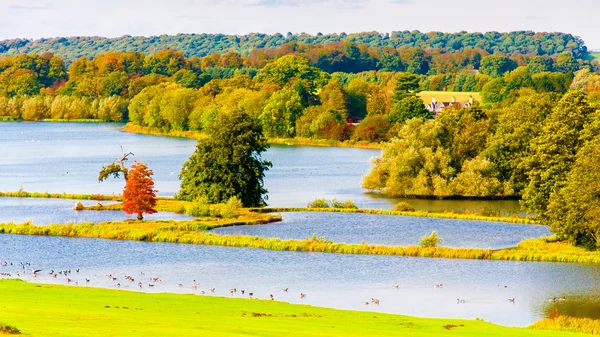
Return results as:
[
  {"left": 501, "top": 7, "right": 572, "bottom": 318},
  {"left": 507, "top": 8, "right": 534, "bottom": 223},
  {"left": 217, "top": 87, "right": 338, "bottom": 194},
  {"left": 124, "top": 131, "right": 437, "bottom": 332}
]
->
[
  {"left": 0, "top": 197, "right": 193, "bottom": 225},
  {"left": 0, "top": 122, "right": 596, "bottom": 326},
  {"left": 212, "top": 212, "right": 551, "bottom": 249},
  {"left": 1, "top": 234, "right": 599, "bottom": 327},
  {"left": 0, "top": 122, "right": 521, "bottom": 211}
]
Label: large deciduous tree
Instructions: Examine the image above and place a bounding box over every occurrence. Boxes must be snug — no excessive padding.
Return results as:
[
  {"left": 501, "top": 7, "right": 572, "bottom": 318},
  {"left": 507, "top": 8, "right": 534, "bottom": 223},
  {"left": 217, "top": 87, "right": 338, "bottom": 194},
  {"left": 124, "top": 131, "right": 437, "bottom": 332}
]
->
[
  {"left": 178, "top": 111, "right": 272, "bottom": 207},
  {"left": 122, "top": 161, "right": 158, "bottom": 220}
]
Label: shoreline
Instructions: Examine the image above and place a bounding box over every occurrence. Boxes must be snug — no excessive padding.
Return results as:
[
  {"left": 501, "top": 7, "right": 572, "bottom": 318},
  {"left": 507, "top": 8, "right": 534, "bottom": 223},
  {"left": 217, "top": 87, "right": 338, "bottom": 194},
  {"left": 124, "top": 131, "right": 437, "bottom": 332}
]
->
[{"left": 0, "top": 279, "right": 584, "bottom": 336}]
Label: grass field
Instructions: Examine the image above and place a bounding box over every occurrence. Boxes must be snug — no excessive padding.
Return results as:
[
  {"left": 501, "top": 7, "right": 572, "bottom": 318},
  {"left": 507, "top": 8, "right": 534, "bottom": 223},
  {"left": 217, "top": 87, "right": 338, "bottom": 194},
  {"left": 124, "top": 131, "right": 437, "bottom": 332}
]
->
[
  {"left": 418, "top": 91, "right": 481, "bottom": 104},
  {"left": 0, "top": 279, "right": 585, "bottom": 337}
]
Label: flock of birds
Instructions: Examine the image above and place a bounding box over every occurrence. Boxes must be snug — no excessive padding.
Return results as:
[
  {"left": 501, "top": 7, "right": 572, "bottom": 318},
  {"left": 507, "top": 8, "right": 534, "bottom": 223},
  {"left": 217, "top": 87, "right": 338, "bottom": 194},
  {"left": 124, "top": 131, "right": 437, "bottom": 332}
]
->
[{"left": 1, "top": 261, "right": 568, "bottom": 307}]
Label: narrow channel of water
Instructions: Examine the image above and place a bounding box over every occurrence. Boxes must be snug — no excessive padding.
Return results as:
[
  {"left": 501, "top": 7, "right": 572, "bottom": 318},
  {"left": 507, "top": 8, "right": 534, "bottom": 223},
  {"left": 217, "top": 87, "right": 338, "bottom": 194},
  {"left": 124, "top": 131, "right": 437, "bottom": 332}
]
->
[{"left": 212, "top": 212, "right": 550, "bottom": 249}]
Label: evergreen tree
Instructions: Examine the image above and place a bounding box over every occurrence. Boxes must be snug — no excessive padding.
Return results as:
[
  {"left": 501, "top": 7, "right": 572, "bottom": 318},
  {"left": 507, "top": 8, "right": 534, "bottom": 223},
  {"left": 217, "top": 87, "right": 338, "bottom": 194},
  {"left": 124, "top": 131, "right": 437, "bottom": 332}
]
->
[{"left": 178, "top": 111, "right": 272, "bottom": 207}]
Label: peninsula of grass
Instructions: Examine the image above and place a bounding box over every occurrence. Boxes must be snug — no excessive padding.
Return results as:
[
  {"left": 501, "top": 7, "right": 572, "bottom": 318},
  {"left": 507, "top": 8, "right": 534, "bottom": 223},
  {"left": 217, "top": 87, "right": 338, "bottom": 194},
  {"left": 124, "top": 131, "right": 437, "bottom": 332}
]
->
[
  {"left": 0, "top": 279, "right": 587, "bottom": 337},
  {"left": 256, "top": 207, "right": 541, "bottom": 225},
  {"left": 1, "top": 218, "right": 599, "bottom": 264},
  {"left": 0, "top": 190, "right": 121, "bottom": 201}
]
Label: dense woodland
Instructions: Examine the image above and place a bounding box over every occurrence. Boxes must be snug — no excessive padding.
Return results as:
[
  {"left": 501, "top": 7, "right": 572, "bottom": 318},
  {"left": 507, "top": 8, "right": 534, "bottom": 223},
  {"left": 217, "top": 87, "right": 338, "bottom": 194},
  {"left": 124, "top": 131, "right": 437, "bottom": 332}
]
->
[
  {"left": 0, "top": 31, "right": 588, "bottom": 64},
  {"left": 1, "top": 33, "right": 600, "bottom": 248}
]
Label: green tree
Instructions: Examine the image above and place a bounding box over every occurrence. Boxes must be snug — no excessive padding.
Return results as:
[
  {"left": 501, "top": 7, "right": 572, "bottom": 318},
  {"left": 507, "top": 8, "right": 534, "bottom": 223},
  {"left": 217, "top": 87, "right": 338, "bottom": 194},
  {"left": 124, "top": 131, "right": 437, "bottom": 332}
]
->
[
  {"left": 392, "top": 72, "right": 420, "bottom": 102},
  {"left": 479, "top": 55, "right": 517, "bottom": 77},
  {"left": 522, "top": 91, "right": 594, "bottom": 217},
  {"left": 178, "top": 111, "right": 272, "bottom": 207},
  {"left": 388, "top": 96, "right": 429, "bottom": 124},
  {"left": 260, "top": 88, "right": 304, "bottom": 137},
  {"left": 546, "top": 135, "right": 600, "bottom": 249}
]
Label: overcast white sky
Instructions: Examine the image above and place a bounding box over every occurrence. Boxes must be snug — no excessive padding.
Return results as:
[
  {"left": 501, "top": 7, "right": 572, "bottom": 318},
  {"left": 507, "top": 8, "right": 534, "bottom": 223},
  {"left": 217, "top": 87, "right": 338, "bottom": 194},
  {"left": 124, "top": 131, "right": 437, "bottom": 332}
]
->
[{"left": 1, "top": 0, "right": 598, "bottom": 49}]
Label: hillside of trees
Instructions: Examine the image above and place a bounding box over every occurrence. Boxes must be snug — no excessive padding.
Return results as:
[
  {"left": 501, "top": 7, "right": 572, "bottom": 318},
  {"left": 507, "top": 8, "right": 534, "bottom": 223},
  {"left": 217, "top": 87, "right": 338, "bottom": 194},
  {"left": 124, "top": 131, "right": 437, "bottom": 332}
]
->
[
  {"left": 0, "top": 31, "right": 588, "bottom": 64},
  {"left": 1, "top": 37, "right": 599, "bottom": 247}
]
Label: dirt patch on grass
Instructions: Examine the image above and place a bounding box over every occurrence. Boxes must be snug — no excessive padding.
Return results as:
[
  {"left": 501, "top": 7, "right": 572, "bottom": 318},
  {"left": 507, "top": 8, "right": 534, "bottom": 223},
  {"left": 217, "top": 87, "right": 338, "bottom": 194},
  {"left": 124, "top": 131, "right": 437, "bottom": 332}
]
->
[{"left": 0, "top": 324, "right": 21, "bottom": 335}]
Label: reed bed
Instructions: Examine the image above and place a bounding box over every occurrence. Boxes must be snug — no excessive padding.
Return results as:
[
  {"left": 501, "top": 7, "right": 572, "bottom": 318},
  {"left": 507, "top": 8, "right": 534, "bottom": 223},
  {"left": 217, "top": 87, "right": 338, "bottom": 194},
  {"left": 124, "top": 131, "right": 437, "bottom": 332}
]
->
[
  {"left": 2, "top": 221, "right": 599, "bottom": 264},
  {"left": 255, "top": 207, "right": 541, "bottom": 225},
  {"left": 0, "top": 190, "right": 121, "bottom": 201},
  {"left": 532, "top": 315, "right": 600, "bottom": 335}
]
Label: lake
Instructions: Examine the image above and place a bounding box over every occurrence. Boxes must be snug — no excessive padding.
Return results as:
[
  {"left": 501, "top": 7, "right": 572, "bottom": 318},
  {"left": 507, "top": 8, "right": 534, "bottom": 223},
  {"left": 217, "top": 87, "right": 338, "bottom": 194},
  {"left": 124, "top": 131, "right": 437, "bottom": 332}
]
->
[
  {"left": 0, "top": 122, "right": 521, "bottom": 211},
  {"left": 0, "top": 122, "right": 594, "bottom": 326}
]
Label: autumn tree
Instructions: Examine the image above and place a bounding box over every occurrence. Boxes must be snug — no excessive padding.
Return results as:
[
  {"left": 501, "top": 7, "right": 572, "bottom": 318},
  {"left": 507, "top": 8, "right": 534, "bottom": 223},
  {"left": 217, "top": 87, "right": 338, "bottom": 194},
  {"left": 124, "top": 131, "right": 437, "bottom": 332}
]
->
[{"left": 122, "top": 161, "right": 158, "bottom": 220}]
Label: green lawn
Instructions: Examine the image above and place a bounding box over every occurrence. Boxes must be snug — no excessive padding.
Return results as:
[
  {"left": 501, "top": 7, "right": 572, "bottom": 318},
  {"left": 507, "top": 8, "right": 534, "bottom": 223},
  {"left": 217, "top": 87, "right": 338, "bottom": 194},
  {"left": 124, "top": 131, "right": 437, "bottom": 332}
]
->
[
  {"left": 418, "top": 91, "right": 481, "bottom": 104},
  {"left": 0, "top": 279, "right": 583, "bottom": 337}
]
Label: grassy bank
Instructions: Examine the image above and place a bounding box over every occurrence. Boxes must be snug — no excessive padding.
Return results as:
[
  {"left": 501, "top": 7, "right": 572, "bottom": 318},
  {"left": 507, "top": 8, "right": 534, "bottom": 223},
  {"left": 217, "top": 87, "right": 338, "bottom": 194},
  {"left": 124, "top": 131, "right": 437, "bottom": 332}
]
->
[
  {"left": 1, "top": 219, "right": 599, "bottom": 264},
  {"left": 258, "top": 207, "right": 540, "bottom": 225},
  {"left": 0, "top": 190, "right": 121, "bottom": 201},
  {"left": 122, "top": 123, "right": 382, "bottom": 149},
  {"left": 0, "top": 279, "right": 585, "bottom": 337},
  {"left": 41, "top": 118, "right": 107, "bottom": 123}
]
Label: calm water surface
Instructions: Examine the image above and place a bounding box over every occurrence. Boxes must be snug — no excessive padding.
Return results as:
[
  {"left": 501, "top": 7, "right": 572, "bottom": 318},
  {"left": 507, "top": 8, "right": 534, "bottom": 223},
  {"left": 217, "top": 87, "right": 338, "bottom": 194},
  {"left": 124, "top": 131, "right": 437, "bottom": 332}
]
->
[
  {"left": 1, "top": 234, "right": 599, "bottom": 327},
  {"left": 212, "top": 212, "right": 551, "bottom": 249},
  {"left": 0, "top": 122, "right": 521, "bottom": 211},
  {"left": 0, "top": 197, "right": 193, "bottom": 224}
]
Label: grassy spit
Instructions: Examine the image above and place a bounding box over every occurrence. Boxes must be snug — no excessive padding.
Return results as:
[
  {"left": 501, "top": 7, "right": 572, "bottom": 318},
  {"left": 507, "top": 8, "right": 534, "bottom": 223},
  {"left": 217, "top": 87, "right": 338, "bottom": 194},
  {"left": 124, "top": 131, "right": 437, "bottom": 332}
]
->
[
  {"left": 0, "top": 279, "right": 587, "bottom": 337},
  {"left": 257, "top": 207, "right": 540, "bottom": 225},
  {"left": 1, "top": 220, "right": 599, "bottom": 264}
]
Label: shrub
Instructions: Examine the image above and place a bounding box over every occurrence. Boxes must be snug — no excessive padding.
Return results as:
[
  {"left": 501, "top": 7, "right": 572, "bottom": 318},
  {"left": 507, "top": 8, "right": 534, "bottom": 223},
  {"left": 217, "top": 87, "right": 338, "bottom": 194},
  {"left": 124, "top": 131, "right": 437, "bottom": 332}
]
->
[
  {"left": 73, "top": 202, "right": 84, "bottom": 211},
  {"left": 329, "top": 198, "right": 344, "bottom": 208},
  {"left": 186, "top": 196, "right": 212, "bottom": 217},
  {"left": 394, "top": 201, "right": 415, "bottom": 212},
  {"left": 419, "top": 231, "right": 442, "bottom": 248},
  {"left": 343, "top": 200, "right": 358, "bottom": 209},
  {"left": 307, "top": 198, "right": 330, "bottom": 208},
  {"left": 218, "top": 196, "right": 243, "bottom": 218}
]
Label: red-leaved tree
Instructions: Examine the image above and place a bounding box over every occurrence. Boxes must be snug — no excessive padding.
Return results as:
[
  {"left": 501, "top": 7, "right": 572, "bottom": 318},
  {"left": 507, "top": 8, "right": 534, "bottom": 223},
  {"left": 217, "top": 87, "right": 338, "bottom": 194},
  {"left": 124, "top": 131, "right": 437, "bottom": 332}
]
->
[{"left": 122, "top": 161, "right": 157, "bottom": 220}]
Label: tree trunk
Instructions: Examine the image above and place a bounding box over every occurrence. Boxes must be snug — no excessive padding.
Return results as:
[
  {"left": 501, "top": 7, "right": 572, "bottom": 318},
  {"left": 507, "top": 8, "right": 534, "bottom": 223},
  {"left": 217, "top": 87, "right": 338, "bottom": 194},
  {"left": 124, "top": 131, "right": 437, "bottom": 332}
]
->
[{"left": 137, "top": 213, "right": 143, "bottom": 221}]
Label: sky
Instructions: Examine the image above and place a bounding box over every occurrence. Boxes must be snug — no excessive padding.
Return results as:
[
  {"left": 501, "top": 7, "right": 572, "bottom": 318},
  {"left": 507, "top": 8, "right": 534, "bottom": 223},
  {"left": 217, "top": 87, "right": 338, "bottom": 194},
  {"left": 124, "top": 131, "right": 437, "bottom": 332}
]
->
[{"left": 0, "top": 0, "right": 598, "bottom": 49}]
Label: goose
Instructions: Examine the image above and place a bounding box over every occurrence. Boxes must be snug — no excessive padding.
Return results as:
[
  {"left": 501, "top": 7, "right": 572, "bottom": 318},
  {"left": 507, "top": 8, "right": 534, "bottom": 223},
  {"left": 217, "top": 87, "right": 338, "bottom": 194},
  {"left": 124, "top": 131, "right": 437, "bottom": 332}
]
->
[
  {"left": 558, "top": 297, "right": 566, "bottom": 301},
  {"left": 282, "top": 288, "right": 288, "bottom": 292},
  {"left": 457, "top": 298, "right": 465, "bottom": 303},
  {"left": 363, "top": 301, "right": 369, "bottom": 305},
  {"left": 548, "top": 297, "right": 556, "bottom": 302},
  {"left": 392, "top": 285, "right": 399, "bottom": 289},
  {"left": 209, "top": 288, "right": 215, "bottom": 293},
  {"left": 508, "top": 298, "right": 515, "bottom": 303},
  {"left": 269, "top": 294, "right": 274, "bottom": 300},
  {"left": 300, "top": 293, "right": 306, "bottom": 299},
  {"left": 372, "top": 298, "right": 380, "bottom": 305}
]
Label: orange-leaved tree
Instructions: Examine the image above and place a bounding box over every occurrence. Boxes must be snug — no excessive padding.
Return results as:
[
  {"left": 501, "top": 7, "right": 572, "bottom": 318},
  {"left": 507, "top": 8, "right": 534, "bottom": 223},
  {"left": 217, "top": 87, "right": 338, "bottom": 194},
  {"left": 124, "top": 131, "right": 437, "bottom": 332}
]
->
[{"left": 122, "top": 161, "right": 157, "bottom": 220}]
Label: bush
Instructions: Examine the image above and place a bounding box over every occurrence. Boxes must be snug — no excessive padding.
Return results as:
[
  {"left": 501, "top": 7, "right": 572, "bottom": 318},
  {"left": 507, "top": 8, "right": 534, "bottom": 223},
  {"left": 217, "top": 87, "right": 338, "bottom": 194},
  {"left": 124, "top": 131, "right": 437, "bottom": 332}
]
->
[
  {"left": 218, "top": 196, "right": 243, "bottom": 218},
  {"left": 307, "top": 198, "right": 330, "bottom": 208},
  {"left": 73, "top": 201, "right": 84, "bottom": 211},
  {"left": 419, "top": 231, "right": 442, "bottom": 248},
  {"left": 343, "top": 200, "right": 358, "bottom": 209},
  {"left": 394, "top": 201, "right": 415, "bottom": 212},
  {"left": 186, "top": 196, "right": 212, "bottom": 217}
]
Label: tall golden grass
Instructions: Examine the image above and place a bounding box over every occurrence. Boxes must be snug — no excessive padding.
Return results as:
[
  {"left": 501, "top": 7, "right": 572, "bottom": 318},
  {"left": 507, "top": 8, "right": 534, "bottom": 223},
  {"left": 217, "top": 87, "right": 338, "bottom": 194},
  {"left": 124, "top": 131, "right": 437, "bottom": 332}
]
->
[
  {"left": 0, "top": 190, "right": 120, "bottom": 201},
  {"left": 254, "top": 207, "right": 541, "bottom": 225},
  {"left": 532, "top": 315, "right": 600, "bottom": 335},
  {"left": 1, "top": 221, "right": 599, "bottom": 264}
]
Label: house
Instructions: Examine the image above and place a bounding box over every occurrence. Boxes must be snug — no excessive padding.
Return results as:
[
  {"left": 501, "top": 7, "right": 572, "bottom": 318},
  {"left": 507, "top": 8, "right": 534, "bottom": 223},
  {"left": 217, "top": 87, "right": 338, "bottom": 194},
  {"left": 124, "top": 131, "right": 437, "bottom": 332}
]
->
[{"left": 425, "top": 96, "right": 473, "bottom": 114}]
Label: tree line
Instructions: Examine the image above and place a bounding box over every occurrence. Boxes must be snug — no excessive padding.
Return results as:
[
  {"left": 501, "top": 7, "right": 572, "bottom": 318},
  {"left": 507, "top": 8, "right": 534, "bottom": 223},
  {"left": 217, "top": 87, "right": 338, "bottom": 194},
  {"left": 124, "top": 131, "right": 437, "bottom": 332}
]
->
[{"left": 0, "top": 30, "right": 589, "bottom": 65}]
